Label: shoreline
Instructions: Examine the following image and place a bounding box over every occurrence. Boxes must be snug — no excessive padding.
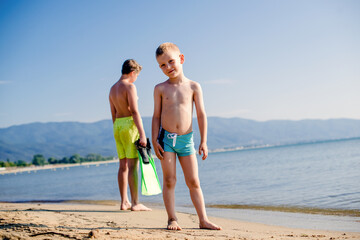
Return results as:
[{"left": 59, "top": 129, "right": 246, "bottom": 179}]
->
[
  {"left": 208, "top": 204, "right": 360, "bottom": 217},
  {"left": 2, "top": 199, "right": 359, "bottom": 218},
  {"left": 0, "top": 159, "right": 119, "bottom": 175},
  {"left": 1, "top": 202, "right": 359, "bottom": 240},
  {"left": 209, "top": 136, "right": 360, "bottom": 154}
]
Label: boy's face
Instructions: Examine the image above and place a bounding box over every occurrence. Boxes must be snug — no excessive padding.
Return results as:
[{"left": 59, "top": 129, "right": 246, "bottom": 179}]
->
[{"left": 156, "top": 49, "right": 184, "bottom": 79}]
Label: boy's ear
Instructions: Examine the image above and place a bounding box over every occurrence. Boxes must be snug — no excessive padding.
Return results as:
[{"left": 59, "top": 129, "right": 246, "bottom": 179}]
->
[
  {"left": 129, "top": 71, "right": 137, "bottom": 79},
  {"left": 180, "top": 54, "right": 185, "bottom": 64}
]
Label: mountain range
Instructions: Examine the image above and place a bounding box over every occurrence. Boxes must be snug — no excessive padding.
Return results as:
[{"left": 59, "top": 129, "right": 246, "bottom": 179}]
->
[{"left": 1, "top": 117, "right": 360, "bottom": 162}]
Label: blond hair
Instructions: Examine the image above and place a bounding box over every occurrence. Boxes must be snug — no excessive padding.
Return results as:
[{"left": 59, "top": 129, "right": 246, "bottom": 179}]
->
[
  {"left": 121, "top": 59, "right": 142, "bottom": 74},
  {"left": 155, "top": 42, "right": 180, "bottom": 57}
]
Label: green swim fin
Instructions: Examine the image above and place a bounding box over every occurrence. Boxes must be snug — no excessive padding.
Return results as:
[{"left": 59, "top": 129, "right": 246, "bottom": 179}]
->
[{"left": 137, "top": 142, "right": 162, "bottom": 196}]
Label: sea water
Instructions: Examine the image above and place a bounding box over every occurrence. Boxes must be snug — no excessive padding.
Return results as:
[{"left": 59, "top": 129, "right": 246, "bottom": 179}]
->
[
  {"left": 1, "top": 138, "right": 359, "bottom": 231},
  {"left": 198, "top": 138, "right": 360, "bottom": 210}
]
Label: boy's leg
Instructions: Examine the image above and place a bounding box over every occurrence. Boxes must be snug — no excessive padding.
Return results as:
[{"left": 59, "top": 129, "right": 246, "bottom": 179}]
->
[
  {"left": 178, "top": 154, "right": 221, "bottom": 230},
  {"left": 127, "top": 157, "right": 151, "bottom": 211},
  {"left": 161, "top": 151, "right": 181, "bottom": 230},
  {"left": 118, "top": 158, "right": 131, "bottom": 210}
]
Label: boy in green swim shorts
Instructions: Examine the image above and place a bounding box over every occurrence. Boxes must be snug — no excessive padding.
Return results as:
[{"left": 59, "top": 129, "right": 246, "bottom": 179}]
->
[
  {"left": 109, "top": 59, "right": 151, "bottom": 211},
  {"left": 152, "top": 43, "right": 221, "bottom": 230}
]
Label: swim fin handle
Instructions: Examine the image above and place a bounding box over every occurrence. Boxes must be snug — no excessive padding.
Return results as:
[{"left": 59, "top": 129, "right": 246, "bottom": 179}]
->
[{"left": 134, "top": 138, "right": 151, "bottom": 164}]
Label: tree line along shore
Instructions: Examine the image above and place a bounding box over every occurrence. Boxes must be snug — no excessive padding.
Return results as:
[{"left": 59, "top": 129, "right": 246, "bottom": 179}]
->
[{"left": 0, "top": 153, "right": 114, "bottom": 168}]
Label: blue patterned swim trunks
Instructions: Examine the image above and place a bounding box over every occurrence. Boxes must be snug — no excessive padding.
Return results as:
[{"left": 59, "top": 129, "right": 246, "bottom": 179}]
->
[{"left": 159, "top": 128, "right": 196, "bottom": 157}]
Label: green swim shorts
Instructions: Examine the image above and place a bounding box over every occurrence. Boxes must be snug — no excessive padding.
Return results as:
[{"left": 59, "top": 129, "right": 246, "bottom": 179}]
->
[{"left": 113, "top": 116, "right": 139, "bottom": 159}]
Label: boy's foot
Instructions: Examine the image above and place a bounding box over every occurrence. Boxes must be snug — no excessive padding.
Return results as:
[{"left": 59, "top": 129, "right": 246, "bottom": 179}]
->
[
  {"left": 120, "top": 201, "right": 131, "bottom": 211},
  {"left": 167, "top": 220, "right": 182, "bottom": 230},
  {"left": 131, "top": 203, "right": 152, "bottom": 211},
  {"left": 199, "top": 220, "right": 222, "bottom": 230}
]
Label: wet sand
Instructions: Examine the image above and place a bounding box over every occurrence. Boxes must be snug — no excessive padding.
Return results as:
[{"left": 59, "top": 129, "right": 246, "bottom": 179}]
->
[{"left": 1, "top": 202, "right": 359, "bottom": 240}]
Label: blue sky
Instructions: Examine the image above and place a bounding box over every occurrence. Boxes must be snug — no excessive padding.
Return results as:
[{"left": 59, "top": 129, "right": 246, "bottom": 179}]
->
[{"left": 0, "top": 0, "right": 359, "bottom": 128}]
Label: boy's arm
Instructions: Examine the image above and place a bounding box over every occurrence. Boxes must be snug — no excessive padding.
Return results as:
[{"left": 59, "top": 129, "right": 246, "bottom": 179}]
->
[
  {"left": 194, "top": 83, "right": 208, "bottom": 160},
  {"left": 127, "top": 84, "right": 147, "bottom": 146},
  {"left": 109, "top": 94, "right": 116, "bottom": 124},
  {"left": 152, "top": 85, "right": 164, "bottom": 160}
]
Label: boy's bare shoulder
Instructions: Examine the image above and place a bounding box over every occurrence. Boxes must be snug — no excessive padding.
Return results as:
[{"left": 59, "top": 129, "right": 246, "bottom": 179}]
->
[
  {"left": 110, "top": 81, "right": 135, "bottom": 97},
  {"left": 120, "top": 81, "right": 136, "bottom": 91},
  {"left": 154, "top": 80, "right": 168, "bottom": 91},
  {"left": 109, "top": 82, "right": 119, "bottom": 96},
  {"left": 188, "top": 79, "right": 202, "bottom": 90}
]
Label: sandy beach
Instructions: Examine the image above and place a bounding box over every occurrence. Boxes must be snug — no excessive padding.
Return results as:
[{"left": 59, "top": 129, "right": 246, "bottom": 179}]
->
[{"left": 1, "top": 202, "right": 359, "bottom": 240}]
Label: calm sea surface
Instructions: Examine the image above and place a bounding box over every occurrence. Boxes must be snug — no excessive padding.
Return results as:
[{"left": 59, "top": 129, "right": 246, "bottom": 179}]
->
[
  {"left": 2, "top": 138, "right": 360, "bottom": 231},
  {"left": 1, "top": 138, "right": 359, "bottom": 210}
]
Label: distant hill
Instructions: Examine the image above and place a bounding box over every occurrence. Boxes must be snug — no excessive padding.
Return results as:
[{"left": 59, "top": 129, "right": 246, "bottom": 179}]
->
[{"left": 1, "top": 117, "right": 360, "bottom": 162}]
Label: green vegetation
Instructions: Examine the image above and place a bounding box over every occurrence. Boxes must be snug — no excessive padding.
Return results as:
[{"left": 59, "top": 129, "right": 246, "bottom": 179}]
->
[
  {"left": 0, "top": 159, "right": 31, "bottom": 168},
  {"left": 46, "top": 153, "right": 113, "bottom": 165},
  {"left": 32, "top": 154, "right": 47, "bottom": 166},
  {"left": 0, "top": 153, "right": 114, "bottom": 168}
]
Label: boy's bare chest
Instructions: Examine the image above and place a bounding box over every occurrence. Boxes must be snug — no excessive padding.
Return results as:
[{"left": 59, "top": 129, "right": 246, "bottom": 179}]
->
[{"left": 162, "top": 87, "right": 193, "bottom": 104}]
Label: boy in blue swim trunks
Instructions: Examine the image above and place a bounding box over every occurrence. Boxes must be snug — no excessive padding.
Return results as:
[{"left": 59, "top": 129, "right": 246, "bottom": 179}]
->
[
  {"left": 152, "top": 43, "right": 221, "bottom": 230},
  {"left": 109, "top": 59, "right": 151, "bottom": 212}
]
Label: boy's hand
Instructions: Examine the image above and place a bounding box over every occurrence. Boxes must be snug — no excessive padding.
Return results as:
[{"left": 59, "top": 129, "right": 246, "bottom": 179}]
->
[
  {"left": 199, "top": 143, "right": 208, "bottom": 160},
  {"left": 154, "top": 142, "right": 164, "bottom": 160},
  {"left": 139, "top": 136, "right": 147, "bottom": 147}
]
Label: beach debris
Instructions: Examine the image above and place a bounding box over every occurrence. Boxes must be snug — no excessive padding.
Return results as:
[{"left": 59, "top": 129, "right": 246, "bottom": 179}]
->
[
  {"left": 88, "top": 229, "right": 100, "bottom": 238},
  {"left": 30, "top": 231, "right": 79, "bottom": 239},
  {"left": 106, "top": 221, "right": 117, "bottom": 228}
]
